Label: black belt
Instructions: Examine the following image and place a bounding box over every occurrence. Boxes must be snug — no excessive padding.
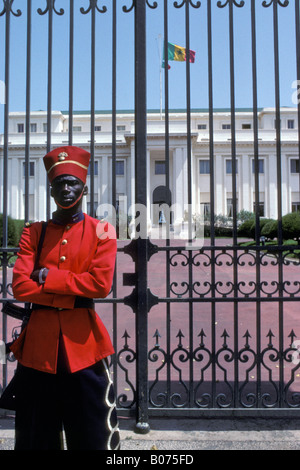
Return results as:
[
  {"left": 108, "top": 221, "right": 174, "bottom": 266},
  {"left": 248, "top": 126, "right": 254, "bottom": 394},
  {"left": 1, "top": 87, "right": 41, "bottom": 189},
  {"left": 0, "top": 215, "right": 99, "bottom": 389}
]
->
[{"left": 31, "top": 296, "right": 94, "bottom": 311}]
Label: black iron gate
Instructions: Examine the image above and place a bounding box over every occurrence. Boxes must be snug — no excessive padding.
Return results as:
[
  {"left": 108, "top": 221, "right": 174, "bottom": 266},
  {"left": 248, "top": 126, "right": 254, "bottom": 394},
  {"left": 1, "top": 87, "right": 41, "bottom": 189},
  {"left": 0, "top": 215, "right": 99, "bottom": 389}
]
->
[{"left": 1, "top": 0, "right": 300, "bottom": 431}]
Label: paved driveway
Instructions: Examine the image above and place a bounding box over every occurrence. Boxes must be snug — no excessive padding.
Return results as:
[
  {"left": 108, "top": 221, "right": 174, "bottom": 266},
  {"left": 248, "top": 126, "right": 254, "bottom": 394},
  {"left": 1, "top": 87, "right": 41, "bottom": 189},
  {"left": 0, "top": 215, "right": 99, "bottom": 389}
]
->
[{"left": 1, "top": 237, "right": 300, "bottom": 409}]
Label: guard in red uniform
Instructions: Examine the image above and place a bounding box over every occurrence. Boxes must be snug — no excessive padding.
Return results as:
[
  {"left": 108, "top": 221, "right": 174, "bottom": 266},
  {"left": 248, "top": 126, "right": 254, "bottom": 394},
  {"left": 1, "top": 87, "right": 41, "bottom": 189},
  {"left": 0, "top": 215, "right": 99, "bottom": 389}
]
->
[{"left": 10, "top": 146, "right": 120, "bottom": 450}]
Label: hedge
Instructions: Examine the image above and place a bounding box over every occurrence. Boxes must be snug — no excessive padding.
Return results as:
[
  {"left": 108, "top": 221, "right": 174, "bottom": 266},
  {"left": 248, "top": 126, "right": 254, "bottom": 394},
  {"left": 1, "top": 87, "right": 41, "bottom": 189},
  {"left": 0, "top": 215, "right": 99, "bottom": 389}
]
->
[
  {"left": 0, "top": 214, "right": 25, "bottom": 247},
  {"left": 238, "top": 212, "right": 300, "bottom": 241},
  {"left": 282, "top": 212, "right": 300, "bottom": 240}
]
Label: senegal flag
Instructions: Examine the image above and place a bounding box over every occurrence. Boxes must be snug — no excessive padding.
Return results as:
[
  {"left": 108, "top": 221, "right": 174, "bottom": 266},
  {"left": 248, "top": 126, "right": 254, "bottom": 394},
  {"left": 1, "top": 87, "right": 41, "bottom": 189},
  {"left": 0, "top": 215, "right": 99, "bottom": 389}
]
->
[{"left": 162, "top": 42, "right": 196, "bottom": 68}]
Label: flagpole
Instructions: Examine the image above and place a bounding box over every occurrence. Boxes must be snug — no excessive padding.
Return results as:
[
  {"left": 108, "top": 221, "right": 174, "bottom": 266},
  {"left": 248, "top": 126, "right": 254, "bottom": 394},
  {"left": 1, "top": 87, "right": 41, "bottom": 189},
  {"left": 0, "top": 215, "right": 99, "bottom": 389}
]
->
[{"left": 156, "top": 34, "right": 163, "bottom": 120}]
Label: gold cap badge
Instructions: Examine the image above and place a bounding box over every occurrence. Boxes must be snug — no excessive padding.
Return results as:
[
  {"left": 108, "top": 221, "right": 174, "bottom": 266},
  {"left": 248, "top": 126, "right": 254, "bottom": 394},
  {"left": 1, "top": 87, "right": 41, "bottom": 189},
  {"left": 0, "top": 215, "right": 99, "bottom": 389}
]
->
[{"left": 58, "top": 152, "right": 68, "bottom": 161}]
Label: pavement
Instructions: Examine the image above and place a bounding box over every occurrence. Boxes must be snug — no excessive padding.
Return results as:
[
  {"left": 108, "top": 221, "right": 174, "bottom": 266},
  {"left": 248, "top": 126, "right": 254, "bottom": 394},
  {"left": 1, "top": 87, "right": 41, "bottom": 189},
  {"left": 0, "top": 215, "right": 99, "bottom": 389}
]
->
[{"left": 1, "top": 415, "right": 300, "bottom": 451}]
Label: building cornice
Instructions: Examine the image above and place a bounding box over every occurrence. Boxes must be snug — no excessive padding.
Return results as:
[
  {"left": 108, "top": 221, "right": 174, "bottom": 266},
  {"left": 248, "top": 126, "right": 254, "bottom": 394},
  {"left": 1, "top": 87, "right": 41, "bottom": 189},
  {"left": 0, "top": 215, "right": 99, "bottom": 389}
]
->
[
  {"left": 197, "top": 139, "right": 300, "bottom": 148},
  {"left": 60, "top": 107, "right": 266, "bottom": 116},
  {"left": 1, "top": 138, "right": 299, "bottom": 153},
  {"left": 0, "top": 141, "right": 129, "bottom": 153}
]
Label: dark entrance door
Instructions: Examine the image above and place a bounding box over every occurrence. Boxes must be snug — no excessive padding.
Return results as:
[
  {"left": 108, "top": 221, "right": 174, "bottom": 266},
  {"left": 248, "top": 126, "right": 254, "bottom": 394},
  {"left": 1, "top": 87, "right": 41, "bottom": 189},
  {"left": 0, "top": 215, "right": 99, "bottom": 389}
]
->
[{"left": 152, "top": 185, "right": 172, "bottom": 225}]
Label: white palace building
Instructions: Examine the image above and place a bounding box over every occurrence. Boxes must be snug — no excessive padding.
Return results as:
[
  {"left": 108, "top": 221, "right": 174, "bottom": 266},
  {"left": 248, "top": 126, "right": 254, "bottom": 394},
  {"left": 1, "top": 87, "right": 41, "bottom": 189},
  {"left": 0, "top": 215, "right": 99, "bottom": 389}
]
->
[{"left": 0, "top": 107, "right": 299, "bottom": 230}]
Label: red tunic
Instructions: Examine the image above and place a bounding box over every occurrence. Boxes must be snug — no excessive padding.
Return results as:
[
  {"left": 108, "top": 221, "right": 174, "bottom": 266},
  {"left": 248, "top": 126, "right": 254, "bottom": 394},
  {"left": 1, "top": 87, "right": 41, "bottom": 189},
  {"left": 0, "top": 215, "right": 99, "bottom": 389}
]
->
[{"left": 10, "top": 213, "right": 117, "bottom": 374}]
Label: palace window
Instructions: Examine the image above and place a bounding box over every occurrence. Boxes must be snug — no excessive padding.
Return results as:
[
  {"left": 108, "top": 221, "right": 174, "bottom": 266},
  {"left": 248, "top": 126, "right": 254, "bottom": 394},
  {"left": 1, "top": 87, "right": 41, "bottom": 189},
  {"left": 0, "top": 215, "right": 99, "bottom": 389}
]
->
[
  {"left": 116, "top": 160, "right": 125, "bottom": 176},
  {"left": 291, "top": 159, "right": 300, "bottom": 174},
  {"left": 253, "top": 202, "right": 265, "bottom": 217},
  {"left": 199, "top": 160, "right": 210, "bottom": 174},
  {"left": 200, "top": 202, "right": 211, "bottom": 217},
  {"left": 292, "top": 202, "right": 300, "bottom": 213},
  {"left": 226, "top": 159, "right": 238, "bottom": 174},
  {"left": 87, "top": 161, "right": 99, "bottom": 176},
  {"left": 23, "top": 161, "right": 35, "bottom": 177},
  {"left": 155, "top": 161, "right": 166, "bottom": 175},
  {"left": 227, "top": 198, "right": 234, "bottom": 217},
  {"left": 252, "top": 159, "right": 264, "bottom": 174}
]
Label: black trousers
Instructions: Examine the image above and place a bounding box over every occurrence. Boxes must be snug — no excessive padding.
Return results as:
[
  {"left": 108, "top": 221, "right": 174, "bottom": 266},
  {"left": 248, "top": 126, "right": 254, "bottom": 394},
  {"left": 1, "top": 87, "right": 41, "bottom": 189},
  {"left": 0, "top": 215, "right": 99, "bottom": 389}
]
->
[{"left": 14, "top": 359, "right": 120, "bottom": 450}]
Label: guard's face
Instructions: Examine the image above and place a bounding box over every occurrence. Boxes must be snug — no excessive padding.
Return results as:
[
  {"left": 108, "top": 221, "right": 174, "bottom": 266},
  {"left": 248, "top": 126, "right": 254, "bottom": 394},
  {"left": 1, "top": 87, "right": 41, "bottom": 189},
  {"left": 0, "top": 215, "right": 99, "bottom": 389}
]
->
[{"left": 51, "top": 175, "right": 87, "bottom": 208}]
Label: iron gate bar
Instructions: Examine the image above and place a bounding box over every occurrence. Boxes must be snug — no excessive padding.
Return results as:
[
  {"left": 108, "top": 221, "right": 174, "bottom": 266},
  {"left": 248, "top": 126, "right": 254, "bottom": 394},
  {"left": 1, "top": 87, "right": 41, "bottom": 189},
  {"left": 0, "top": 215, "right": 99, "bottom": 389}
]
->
[
  {"left": 88, "top": 0, "right": 96, "bottom": 217},
  {"left": 185, "top": 0, "right": 194, "bottom": 409},
  {"left": 25, "top": 0, "right": 31, "bottom": 224},
  {"left": 68, "top": 0, "right": 74, "bottom": 146},
  {"left": 228, "top": 0, "right": 239, "bottom": 408},
  {"left": 296, "top": 0, "right": 300, "bottom": 197},
  {"left": 251, "top": 0, "right": 260, "bottom": 247},
  {"left": 207, "top": 0, "right": 217, "bottom": 406},
  {"left": 38, "top": 1, "right": 53, "bottom": 218},
  {"left": 81, "top": 1, "right": 95, "bottom": 217},
  {"left": 267, "top": 0, "right": 286, "bottom": 408},
  {"left": 163, "top": 0, "right": 171, "bottom": 408},
  {"left": 112, "top": 0, "right": 117, "bottom": 218},
  {"left": 218, "top": 0, "right": 241, "bottom": 408},
  {"left": 37, "top": 1, "right": 65, "bottom": 219},
  {"left": 24, "top": 0, "right": 32, "bottom": 330},
  {"left": 111, "top": 0, "right": 118, "bottom": 420},
  {"left": 134, "top": 0, "right": 150, "bottom": 433},
  {"left": 250, "top": 0, "right": 262, "bottom": 407},
  {"left": 1, "top": 0, "right": 15, "bottom": 393}
]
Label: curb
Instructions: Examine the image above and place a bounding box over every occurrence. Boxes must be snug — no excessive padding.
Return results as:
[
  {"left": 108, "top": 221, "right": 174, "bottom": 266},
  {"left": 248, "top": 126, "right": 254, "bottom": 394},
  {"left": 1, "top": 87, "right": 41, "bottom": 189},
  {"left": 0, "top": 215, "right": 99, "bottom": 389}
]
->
[{"left": 1, "top": 417, "right": 300, "bottom": 451}]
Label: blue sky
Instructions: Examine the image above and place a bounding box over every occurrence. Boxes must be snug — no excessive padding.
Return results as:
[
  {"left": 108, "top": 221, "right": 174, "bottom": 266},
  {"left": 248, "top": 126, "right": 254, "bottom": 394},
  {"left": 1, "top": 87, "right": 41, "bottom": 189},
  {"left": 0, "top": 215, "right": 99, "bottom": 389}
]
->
[{"left": 0, "top": 0, "right": 298, "bottom": 117}]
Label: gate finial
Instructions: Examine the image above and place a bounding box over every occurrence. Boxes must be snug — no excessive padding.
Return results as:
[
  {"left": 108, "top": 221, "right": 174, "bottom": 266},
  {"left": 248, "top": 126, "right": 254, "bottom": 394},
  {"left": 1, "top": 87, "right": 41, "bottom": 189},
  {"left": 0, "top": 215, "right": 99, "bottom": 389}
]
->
[{"left": 0, "top": 0, "right": 22, "bottom": 17}]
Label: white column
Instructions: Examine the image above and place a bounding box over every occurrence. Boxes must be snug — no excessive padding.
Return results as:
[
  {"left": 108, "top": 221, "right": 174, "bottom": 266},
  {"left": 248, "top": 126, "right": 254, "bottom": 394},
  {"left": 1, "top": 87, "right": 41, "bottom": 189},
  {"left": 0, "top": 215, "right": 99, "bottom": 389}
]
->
[
  {"left": 281, "top": 153, "right": 288, "bottom": 216},
  {"left": 10, "top": 157, "right": 19, "bottom": 219},
  {"left": 38, "top": 157, "right": 47, "bottom": 221},
  {"left": 215, "top": 154, "right": 223, "bottom": 215},
  {"left": 19, "top": 158, "right": 24, "bottom": 220},
  {"left": 128, "top": 141, "right": 136, "bottom": 238},
  {"left": 268, "top": 154, "right": 277, "bottom": 219},
  {"left": 241, "top": 154, "right": 250, "bottom": 212},
  {"left": 96, "top": 157, "right": 101, "bottom": 209},
  {"left": 173, "top": 146, "right": 187, "bottom": 226},
  {"left": 191, "top": 148, "right": 198, "bottom": 216},
  {"left": 126, "top": 156, "right": 131, "bottom": 210},
  {"left": 101, "top": 155, "right": 108, "bottom": 205}
]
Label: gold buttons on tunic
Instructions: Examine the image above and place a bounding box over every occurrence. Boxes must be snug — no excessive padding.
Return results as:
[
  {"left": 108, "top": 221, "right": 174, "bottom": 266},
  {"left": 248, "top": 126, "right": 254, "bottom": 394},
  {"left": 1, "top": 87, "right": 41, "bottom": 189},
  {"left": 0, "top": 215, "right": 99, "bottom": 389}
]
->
[
  {"left": 62, "top": 239, "right": 68, "bottom": 245},
  {"left": 60, "top": 256, "right": 66, "bottom": 262}
]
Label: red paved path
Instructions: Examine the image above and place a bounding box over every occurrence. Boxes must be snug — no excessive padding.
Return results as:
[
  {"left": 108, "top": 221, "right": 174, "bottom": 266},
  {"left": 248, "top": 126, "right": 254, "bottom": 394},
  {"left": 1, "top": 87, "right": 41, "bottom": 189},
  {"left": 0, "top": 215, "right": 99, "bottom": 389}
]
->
[{"left": 1, "top": 238, "right": 300, "bottom": 407}]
